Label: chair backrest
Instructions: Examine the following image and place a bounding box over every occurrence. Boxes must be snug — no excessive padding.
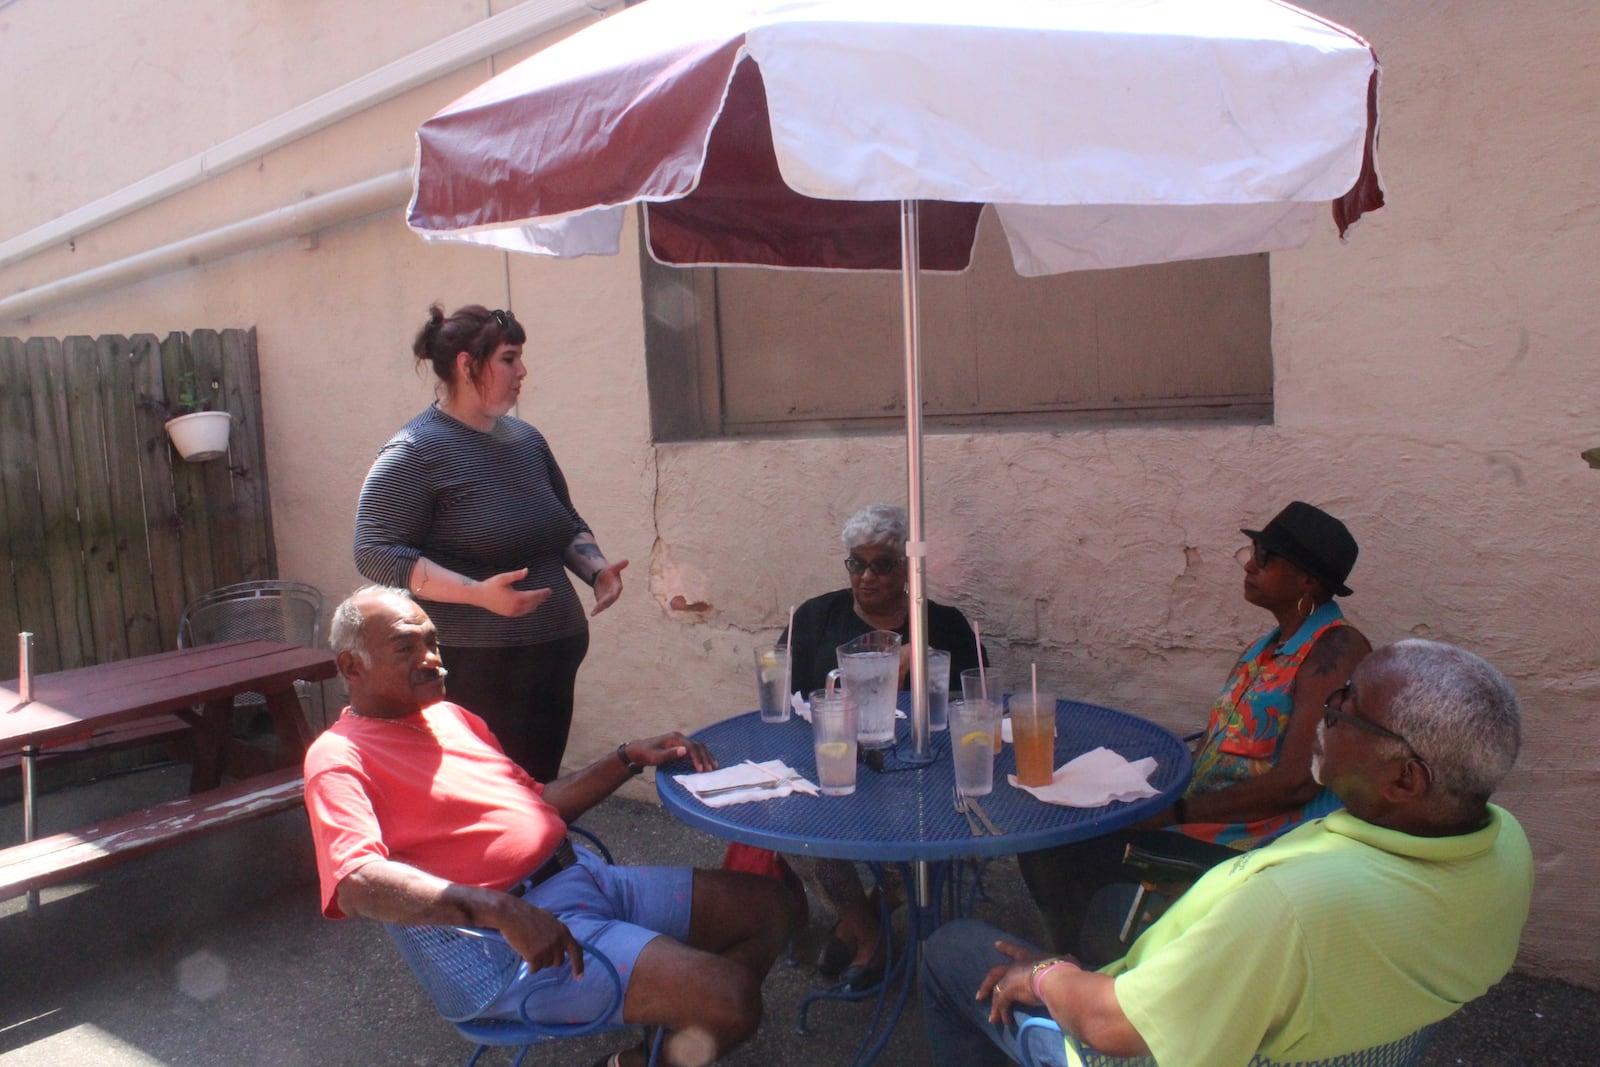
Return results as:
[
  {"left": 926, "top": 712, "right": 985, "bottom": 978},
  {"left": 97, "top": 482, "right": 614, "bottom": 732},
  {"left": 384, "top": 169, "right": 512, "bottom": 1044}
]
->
[
  {"left": 178, "top": 580, "right": 323, "bottom": 649},
  {"left": 1016, "top": 1015, "right": 1435, "bottom": 1067},
  {"left": 384, "top": 924, "right": 525, "bottom": 1023}
]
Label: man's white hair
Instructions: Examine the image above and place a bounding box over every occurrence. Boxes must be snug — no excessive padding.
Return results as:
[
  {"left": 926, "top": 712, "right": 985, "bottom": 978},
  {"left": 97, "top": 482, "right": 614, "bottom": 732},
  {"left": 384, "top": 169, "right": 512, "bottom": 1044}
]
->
[
  {"left": 328, "top": 585, "right": 411, "bottom": 666},
  {"left": 1376, "top": 639, "right": 1521, "bottom": 806}
]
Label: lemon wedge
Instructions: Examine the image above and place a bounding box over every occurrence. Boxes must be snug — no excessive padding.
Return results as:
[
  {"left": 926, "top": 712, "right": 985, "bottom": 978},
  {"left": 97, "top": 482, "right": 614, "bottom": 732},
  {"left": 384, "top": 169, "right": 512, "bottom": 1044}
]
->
[
  {"left": 960, "top": 731, "right": 991, "bottom": 748},
  {"left": 816, "top": 742, "right": 851, "bottom": 759}
]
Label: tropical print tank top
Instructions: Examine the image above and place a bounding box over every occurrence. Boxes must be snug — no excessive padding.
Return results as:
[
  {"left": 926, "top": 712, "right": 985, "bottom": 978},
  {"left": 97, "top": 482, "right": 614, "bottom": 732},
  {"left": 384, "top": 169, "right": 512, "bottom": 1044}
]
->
[{"left": 1182, "top": 600, "right": 1347, "bottom": 849}]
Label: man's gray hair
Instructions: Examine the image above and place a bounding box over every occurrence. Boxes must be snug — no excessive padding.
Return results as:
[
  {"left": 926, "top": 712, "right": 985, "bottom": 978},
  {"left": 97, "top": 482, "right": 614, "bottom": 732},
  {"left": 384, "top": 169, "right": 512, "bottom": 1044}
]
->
[
  {"left": 1378, "top": 639, "right": 1521, "bottom": 806},
  {"left": 840, "top": 503, "right": 908, "bottom": 551},
  {"left": 328, "top": 585, "right": 411, "bottom": 663}
]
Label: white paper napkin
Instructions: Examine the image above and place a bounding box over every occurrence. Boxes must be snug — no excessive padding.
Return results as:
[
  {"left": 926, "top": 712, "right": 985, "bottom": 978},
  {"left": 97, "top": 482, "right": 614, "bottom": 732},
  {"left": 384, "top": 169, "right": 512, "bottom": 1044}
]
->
[
  {"left": 675, "top": 759, "right": 820, "bottom": 807},
  {"left": 1009, "top": 746, "right": 1161, "bottom": 807}
]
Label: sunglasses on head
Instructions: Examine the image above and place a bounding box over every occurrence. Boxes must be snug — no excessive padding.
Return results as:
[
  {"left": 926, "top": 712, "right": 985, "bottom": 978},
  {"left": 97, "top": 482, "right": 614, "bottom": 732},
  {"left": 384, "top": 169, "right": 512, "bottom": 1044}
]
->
[
  {"left": 490, "top": 308, "right": 513, "bottom": 328},
  {"left": 844, "top": 555, "right": 906, "bottom": 578}
]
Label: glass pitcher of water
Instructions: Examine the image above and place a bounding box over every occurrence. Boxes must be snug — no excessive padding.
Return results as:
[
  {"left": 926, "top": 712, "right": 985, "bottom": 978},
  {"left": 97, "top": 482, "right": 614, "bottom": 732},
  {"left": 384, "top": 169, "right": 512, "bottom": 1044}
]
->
[{"left": 827, "top": 630, "right": 902, "bottom": 749}]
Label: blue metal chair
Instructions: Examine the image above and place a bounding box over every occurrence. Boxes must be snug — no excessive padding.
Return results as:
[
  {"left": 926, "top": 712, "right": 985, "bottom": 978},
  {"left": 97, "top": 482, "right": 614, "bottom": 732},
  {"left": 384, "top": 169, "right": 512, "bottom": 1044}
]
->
[
  {"left": 383, "top": 828, "right": 658, "bottom": 1067},
  {"left": 383, "top": 924, "right": 661, "bottom": 1066},
  {"left": 1015, "top": 1014, "right": 1434, "bottom": 1067}
]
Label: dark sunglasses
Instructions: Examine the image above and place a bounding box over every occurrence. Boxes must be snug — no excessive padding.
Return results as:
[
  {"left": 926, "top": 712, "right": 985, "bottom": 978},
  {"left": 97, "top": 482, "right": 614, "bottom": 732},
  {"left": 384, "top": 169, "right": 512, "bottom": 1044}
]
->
[
  {"left": 1322, "top": 681, "right": 1430, "bottom": 774},
  {"left": 844, "top": 556, "right": 906, "bottom": 578},
  {"left": 490, "top": 308, "right": 513, "bottom": 328},
  {"left": 1234, "top": 542, "right": 1278, "bottom": 570}
]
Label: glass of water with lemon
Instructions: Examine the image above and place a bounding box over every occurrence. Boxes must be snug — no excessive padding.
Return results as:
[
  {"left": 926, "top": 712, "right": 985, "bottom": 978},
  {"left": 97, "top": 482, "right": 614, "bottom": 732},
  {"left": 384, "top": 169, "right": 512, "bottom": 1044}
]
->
[
  {"left": 950, "top": 698, "right": 1000, "bottom": 796},
  {"left": 754, "top": 644, "right": 789, "bottom": 722},
  {"left": 809, "top": 689, "right": 858, "bottom": 795}
]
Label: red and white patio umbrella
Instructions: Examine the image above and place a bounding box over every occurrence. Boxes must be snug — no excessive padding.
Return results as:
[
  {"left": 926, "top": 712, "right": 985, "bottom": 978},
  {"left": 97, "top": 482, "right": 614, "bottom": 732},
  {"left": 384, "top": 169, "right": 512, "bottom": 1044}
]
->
[{"left": 407, "top": 0, "right": 1384, "bottom": 755}]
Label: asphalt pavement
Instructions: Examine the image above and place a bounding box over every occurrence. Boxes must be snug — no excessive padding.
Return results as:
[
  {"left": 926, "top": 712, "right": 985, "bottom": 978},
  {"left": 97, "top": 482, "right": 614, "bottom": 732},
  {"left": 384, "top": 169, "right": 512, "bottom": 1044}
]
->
[{"left": 1, "top": 762, "right": 1594, "bottom": 1066}]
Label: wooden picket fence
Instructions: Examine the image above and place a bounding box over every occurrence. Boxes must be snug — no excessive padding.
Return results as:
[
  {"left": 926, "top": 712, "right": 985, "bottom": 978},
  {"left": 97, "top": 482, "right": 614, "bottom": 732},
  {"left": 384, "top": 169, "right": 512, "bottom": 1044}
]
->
[{"left": 0, "top": 329, "right": 275, "bottom": 680}]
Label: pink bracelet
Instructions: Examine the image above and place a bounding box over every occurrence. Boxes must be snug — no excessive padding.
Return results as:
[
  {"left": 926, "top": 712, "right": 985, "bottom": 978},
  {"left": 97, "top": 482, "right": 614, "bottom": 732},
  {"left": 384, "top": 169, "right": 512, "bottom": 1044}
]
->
[{"left": 1030, "top": 959, "right": 1071, "bottom": 999}]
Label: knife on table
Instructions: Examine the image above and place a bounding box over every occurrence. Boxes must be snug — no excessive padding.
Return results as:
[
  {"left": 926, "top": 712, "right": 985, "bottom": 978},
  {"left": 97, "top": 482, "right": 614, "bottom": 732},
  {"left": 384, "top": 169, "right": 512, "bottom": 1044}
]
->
[{"left": 967, "top": 796, "right": 1004, "bottom": 835}]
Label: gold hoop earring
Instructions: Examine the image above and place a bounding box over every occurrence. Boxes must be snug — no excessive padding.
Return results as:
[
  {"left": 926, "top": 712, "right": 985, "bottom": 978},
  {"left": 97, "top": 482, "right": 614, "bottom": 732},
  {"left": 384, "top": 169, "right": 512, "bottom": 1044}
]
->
[{"left": 1297, "top": 595, "right": 1316, "bottom": 618}]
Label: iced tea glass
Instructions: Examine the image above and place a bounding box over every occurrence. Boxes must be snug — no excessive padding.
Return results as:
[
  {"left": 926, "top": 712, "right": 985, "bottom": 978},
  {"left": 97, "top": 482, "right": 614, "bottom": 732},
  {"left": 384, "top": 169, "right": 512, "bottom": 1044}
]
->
[{"left": 1010, "top": 691, "right": 1057, "bottom": 787}]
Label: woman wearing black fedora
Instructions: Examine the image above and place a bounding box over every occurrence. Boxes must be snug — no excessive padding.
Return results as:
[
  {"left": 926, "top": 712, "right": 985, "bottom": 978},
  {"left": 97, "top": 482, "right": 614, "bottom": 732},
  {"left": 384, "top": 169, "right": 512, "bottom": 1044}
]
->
[{"left": 1018, "top": 501, "right": 1371, "bottom": 960}]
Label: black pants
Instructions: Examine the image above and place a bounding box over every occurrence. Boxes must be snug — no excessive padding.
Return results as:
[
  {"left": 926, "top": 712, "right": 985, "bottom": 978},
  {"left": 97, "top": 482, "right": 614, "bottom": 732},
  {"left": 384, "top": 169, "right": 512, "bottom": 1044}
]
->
[
  {"left": 439, "top": 632, "right": 590, "bottom": 783},
  {"left": 1018, "top": 833, "right": 1139, "bottom": 959}
]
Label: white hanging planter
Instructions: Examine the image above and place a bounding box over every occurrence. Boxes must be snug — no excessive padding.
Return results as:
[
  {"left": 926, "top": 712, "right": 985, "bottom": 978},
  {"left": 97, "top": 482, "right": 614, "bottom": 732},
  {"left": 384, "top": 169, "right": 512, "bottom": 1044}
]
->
[{"left": 164, "top": 410, "right": 232, "bottom": 462}]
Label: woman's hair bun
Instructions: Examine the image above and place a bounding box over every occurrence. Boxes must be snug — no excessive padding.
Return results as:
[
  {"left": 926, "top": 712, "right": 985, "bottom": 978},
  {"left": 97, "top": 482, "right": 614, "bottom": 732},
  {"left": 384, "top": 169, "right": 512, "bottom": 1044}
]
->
[{"left": 413, "top": 303, "right": 447, "bottom": 362}]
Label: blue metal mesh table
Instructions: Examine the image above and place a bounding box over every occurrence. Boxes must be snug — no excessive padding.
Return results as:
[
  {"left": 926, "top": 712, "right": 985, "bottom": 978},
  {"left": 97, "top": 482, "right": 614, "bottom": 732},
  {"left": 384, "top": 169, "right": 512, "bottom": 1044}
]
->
[
  {"left": 658, "top": 698, "right": 1190, "bottom": 860},
  {"left": 656, "top": 698, "right": 1192, "bottom": 1065}
]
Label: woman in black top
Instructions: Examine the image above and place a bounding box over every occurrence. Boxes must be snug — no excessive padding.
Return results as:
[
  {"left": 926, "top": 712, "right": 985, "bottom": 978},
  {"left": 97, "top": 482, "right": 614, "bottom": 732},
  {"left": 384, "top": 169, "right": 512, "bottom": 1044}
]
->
[
  {"left": 353, "top": 304, "right": 627, "bottom": 781},
  {"left": 780, "top": 504, "right": 983, "bottom": 989}
]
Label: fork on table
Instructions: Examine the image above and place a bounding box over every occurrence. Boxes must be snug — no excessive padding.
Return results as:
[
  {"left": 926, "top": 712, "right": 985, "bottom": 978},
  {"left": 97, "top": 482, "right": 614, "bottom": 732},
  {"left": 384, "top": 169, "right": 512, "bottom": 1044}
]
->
[{"left": 953, "top": 786, "right": 985, "bottom": 837}]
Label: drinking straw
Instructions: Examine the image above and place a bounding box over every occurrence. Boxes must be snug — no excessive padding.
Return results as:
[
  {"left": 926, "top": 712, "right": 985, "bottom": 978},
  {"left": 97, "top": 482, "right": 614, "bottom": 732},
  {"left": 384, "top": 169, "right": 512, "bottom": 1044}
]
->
[
  {"left": 1031, "top": 662, "right": 1038, "bottom": 710},
  {"left": 783, "top": 604, "right": 796, "bottom": 698},
  {"left": 18, "top": 632, "right": 33, "bottom": 702},
  {"left": 974, "top": 621, "right": 988, "bottom": 701}
]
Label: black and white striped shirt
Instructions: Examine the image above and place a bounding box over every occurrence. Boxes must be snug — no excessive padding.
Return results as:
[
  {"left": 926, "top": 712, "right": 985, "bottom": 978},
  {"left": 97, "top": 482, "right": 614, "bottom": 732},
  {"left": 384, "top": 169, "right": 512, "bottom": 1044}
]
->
[{"left": 353, "top": 405, "right": 590, "bottom": 648}]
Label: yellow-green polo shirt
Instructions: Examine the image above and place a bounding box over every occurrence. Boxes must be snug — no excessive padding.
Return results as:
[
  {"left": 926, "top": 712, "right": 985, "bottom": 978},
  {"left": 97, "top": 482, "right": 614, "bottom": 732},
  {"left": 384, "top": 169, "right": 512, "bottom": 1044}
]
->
[{"left": 1104, "top": 806, "right": 1532, "bottom": 1066}]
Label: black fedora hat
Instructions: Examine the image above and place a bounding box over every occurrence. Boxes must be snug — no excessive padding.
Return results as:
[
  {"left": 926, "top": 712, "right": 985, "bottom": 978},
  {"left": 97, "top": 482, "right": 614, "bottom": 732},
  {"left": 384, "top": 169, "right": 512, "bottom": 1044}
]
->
[{"left": 1241, "top": 501, "right": 1358, "bottom": 597}]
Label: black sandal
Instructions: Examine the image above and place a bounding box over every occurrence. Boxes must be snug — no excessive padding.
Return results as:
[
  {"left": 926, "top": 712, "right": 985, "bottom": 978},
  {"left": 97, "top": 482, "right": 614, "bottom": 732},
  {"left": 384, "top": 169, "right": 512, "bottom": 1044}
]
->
[
  {"left": 816, "top": 930, "right": 855, "bottom": 979},
  {"left": 838, "top": 954, "right": 887, "bottom": 992}
]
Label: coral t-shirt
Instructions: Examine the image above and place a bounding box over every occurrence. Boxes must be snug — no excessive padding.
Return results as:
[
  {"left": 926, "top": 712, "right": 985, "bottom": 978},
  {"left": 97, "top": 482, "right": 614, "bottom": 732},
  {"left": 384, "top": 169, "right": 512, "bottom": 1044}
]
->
[{"left": 303, "top": 701, "right": 567, "bottom": 918}]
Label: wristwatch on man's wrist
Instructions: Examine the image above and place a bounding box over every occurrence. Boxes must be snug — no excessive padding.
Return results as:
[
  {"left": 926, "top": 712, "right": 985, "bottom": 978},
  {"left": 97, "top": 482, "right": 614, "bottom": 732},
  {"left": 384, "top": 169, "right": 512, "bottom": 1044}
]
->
[{"left": 615, "top": 743, "right": 645, "bottom": 776}]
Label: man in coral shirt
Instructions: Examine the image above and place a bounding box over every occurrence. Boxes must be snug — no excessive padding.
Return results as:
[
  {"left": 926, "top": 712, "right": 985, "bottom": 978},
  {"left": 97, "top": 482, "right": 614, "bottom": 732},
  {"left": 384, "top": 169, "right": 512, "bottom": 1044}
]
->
[{"left": 304, "top": 586, "right": 790, "bottom": 1067}]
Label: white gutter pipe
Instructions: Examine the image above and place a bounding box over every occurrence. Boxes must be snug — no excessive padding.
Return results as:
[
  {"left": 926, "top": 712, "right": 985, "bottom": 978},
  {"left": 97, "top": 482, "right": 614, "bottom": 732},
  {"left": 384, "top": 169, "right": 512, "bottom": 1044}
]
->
[
  {"left": 0, "top": 171, "right": 414, "bottom": 324},
  {"left": 0, "top": 0, "right": 613, "bottom": 271}
]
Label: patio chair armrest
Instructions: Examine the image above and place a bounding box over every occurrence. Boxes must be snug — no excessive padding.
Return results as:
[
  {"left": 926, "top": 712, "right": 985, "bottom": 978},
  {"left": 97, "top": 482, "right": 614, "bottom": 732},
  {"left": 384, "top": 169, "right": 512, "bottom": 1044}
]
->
[
  {"left": 568, "top": 823, "right": 615, "bottom": 865},
  {"left": 1017, "top": 1011, "right": 1160, "bottom": 1067},
  {"left": 1121, "top": 831, "right": 1234, "bottom": 884},
  {"left": 1017, "top": 1013, "right": 1067, "bottom": 1067}
]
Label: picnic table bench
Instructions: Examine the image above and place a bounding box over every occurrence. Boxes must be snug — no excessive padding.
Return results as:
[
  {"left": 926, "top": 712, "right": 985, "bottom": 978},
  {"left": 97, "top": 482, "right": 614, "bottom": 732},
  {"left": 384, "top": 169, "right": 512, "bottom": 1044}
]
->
[
  {"left": 1, "top": 640, "right": 337, "bottom": 907},
  {"left": 0, "top": 766, "right": 305, "bottom": 903}
]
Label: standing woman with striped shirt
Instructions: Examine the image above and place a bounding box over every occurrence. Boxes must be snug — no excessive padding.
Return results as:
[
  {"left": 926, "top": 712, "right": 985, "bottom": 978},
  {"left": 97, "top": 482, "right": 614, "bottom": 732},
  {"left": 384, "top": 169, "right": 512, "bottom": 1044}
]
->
[{"left": 353, "top": 303, "right": 627, "bottom": 781}]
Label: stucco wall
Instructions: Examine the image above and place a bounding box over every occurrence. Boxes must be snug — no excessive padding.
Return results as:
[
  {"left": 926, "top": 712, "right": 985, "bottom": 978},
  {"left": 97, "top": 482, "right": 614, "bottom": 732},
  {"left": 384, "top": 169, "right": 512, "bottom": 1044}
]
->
[{"left": 2, "top": 0, "right": 1596, "bottom": 986}]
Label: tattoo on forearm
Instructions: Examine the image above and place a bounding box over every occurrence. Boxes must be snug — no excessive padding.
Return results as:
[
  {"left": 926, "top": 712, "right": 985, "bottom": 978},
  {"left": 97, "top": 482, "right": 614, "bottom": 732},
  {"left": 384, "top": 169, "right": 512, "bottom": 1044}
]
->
[{"left": 573, "top": 541, "right": 605, "bottom": 584}]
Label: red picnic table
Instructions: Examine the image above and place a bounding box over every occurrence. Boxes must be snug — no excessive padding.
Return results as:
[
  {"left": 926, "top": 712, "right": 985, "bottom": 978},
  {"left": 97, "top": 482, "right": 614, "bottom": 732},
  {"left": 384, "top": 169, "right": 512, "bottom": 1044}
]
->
[{"left": 1, "top": 640, "right": 337, "bottom": 907}]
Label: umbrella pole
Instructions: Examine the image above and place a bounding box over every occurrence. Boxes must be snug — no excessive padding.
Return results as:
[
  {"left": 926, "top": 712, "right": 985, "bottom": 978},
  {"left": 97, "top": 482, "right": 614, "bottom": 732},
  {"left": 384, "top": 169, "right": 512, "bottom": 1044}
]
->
[
  {"left": 901, "top": 198, "right": 936, "bottom": 921},
  {"left": 899, "top": 199, "right": 931, "bottom": 766}
]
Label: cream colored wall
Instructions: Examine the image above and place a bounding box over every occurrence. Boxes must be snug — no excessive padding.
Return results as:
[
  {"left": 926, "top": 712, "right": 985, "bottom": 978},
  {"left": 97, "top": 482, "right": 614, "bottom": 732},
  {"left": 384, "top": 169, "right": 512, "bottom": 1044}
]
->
[{"left": 2, "top": 1, "right": 1595, "bottom": 986}]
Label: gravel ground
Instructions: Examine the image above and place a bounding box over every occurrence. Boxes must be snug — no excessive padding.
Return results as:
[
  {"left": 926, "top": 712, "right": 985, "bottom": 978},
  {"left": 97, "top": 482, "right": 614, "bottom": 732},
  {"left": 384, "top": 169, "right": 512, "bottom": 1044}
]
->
[{"left": 1, "top": 764, "right": 1593, "bottom": 1066}]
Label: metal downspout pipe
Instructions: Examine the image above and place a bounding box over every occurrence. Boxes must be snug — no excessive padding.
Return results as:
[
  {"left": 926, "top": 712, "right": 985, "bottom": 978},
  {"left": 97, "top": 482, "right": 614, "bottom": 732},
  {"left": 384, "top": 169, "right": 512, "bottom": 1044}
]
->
[
  {"left": 0, "top": 170, "right": 414, "bottom": 324},
  {"left": 0, "top": 0, "right": 612, "bottom": 272}
]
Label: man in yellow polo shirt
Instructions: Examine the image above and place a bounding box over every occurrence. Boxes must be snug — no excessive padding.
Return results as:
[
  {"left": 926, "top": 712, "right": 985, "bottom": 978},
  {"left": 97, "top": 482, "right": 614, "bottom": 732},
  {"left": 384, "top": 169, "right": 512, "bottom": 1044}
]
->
[{"left": 921, "top": 639, "right": 1533, "bottom": 1066}]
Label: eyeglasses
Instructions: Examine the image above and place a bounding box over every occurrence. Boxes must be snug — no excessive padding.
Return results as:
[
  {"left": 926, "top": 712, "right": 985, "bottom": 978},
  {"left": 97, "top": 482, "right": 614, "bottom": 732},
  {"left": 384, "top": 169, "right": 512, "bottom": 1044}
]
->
[
  {"left": 844, "top": 555, "right": 906, "bottom": 578},
  {"left": 1234, "top": 542, "right": 1277, "bottom": 570},
  {"left": 490, "top": 309, "right": 512, "bottom": 328},
  {"left": 1322, "top": 681, "right": 1430, "bottom": 774}
]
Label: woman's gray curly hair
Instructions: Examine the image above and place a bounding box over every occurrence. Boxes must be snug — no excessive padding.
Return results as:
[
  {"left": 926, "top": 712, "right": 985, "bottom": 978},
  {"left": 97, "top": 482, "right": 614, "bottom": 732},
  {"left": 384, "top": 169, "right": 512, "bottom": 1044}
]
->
[{"left": 840, "top": 504, "right": 908, "bottom": 551}]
